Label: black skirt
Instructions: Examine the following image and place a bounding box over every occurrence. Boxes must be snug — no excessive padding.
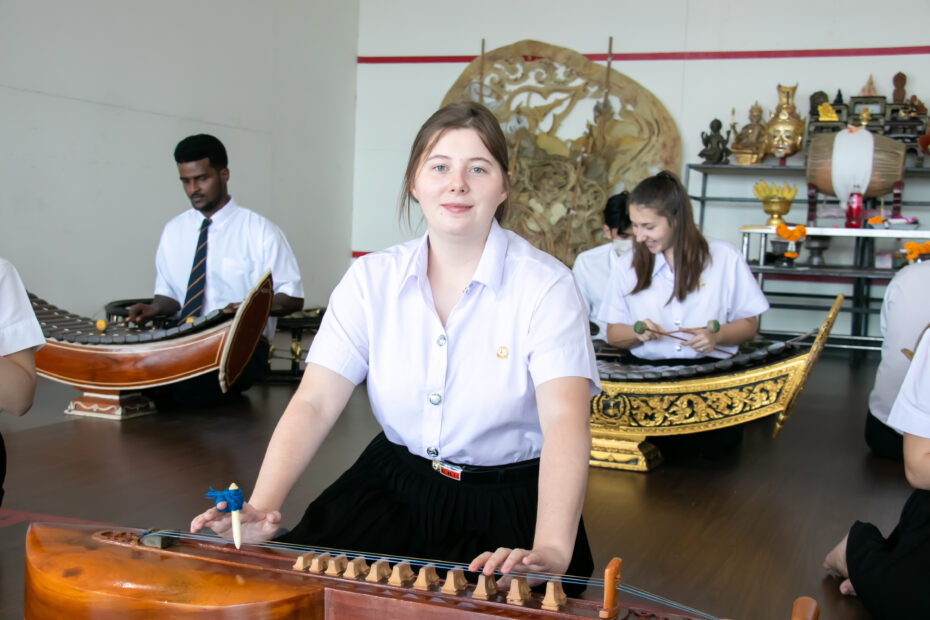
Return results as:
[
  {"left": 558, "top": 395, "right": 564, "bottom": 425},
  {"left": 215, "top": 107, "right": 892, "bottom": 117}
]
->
[
  {"left": 277, "top": 432, "right": 594, "bottom": 593},
  {"left": 847, "top": 488, "right": 930, "bottom": 619}
]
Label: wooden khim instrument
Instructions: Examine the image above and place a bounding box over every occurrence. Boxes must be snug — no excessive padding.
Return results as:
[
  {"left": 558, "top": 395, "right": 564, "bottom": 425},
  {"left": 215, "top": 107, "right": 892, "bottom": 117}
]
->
[
  {"left": 31, "top": 272, "right": 273, "bottom": 420},
  {"left": 24, "top": 523, "right": 819, "bottom": 619},
  {"left": 589, "top": 296, "right": 841, "bottom": 471}
]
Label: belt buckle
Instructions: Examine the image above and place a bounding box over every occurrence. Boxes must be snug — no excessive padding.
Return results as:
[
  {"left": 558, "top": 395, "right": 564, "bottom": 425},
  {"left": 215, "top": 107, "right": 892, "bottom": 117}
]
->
[{"left": 432, "top": 460, "right": 462, "bottom": 481}]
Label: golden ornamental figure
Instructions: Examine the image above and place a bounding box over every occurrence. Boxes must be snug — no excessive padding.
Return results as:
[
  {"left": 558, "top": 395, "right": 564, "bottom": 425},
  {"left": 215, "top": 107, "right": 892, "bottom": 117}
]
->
[
  {"left": 730, "top": 102, "right": 767, "bottom": 165},
  {"left": 764, "top": 84, "right": 805, "bottom": 160}
]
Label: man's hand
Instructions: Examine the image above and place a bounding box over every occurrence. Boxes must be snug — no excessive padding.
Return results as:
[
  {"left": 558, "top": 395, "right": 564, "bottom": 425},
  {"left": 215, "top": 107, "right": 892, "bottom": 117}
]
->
[
  {"left": 127, "top": 302, "right": 158, "bottom": 325},
  {"left": 127, "top": 295, "right": 180, "bottom": 325}
]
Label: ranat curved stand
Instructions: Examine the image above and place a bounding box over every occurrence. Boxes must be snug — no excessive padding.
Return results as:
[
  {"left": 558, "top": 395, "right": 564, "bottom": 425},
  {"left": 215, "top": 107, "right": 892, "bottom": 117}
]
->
[
  {"left": 32, "top": 272, "right": 273, "bottom": 420},
  {"left": 589, "top": 296, "right": 842, "bottom": 471}
]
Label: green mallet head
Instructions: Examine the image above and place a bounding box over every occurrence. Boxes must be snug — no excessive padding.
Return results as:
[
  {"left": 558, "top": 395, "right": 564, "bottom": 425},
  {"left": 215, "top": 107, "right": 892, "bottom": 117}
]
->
[
  {"left": 707, "top": 319, "right": 720, "bottom": 333},
  {"left": 633, "top": 321, "right": 646, "bottom": 334}
]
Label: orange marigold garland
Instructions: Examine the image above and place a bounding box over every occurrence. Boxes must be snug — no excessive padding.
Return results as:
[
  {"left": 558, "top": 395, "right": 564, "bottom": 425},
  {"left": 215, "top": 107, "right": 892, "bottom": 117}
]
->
[
  {"left": 904, "top": 241, "right": 930, "bottom": 261},
  {"left": 776, "top": 223, "right": 806, "bottom": 259}
]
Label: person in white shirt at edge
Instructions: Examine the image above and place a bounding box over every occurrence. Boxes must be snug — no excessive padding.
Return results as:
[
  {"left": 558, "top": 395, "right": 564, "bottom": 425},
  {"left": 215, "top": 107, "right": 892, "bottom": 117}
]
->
[
  {"left": 824, "top": 328, "right": 930, "bottom": 617},
  {"left": 597, "top": 171, "right": 768, "bottom": 454},
  {"left": 0, "top": 258, "right": 45, "bottom": 507},
  {"left": 864, "top": 260, "right": 930, "bottom": 461},
  {"left": 571, "top": 192, "right": 633, "bottom": 343},
  {"left": 190, "top": 102, "right": 600, "bottom": 592},
  {"left": 127, "top": 134, "right": 304, "bottom": 405}
]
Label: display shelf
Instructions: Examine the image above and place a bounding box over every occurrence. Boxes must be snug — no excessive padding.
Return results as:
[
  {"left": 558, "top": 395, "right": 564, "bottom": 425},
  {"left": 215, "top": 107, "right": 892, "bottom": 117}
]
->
[{"left": 685, "top": 163, "right": 930, "bottom": 229}]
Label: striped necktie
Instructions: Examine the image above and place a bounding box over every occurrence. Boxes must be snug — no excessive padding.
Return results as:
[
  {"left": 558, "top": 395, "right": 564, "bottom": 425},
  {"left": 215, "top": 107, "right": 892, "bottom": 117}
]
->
[{"left": 180, "top": 217, "right": 211, "bottom": 321}]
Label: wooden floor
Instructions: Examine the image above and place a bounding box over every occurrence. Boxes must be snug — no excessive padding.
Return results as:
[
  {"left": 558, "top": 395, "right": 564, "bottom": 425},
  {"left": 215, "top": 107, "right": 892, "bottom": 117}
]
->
[{"left": 0, "top": 350, "right": 909, "bottom": 620}]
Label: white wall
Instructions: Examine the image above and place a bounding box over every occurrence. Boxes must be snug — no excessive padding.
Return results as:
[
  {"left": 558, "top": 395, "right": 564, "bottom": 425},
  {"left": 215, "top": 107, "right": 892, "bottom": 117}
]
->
[
  {"left": 352, "top": 0, "right": 930, "bottom": 337},
  {"left": 352, "top": 0, "right": 929, "bottom": 251},
  {"left": 0, "top": 0, "right": 359, "bottom": 315}
]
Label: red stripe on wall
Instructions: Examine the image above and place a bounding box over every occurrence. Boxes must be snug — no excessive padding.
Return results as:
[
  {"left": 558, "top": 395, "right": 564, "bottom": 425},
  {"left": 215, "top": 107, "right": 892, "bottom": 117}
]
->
[{"left": 358, "top": 45, "right": 930, "bottom": 64}]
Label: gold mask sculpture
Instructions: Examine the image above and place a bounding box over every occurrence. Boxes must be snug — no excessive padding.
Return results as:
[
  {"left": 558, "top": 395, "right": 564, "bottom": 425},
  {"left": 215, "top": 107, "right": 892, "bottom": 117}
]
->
[{"left": 764, "top": 84, "right": 805, "bottom": 159}]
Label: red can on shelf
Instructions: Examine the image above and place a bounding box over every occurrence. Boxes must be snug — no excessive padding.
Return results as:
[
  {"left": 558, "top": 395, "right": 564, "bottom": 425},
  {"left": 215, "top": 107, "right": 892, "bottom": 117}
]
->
[{"left": 846, "top": 188, "right": 863, "bottom": 228}]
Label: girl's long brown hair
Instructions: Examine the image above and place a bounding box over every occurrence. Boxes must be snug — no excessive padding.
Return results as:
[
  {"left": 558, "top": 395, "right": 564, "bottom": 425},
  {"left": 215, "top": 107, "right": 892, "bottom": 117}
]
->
[{"left": 630, "top": 171, "right": 710, "bottom": 303}]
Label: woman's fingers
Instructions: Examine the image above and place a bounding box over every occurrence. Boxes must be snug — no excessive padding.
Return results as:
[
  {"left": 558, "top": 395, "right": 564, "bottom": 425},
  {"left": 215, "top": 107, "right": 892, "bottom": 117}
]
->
[
  {"left": 470, "top": 547, "right": 554, "bottom": 577},
  {"left": 190, "top": 503, "right": 280, "bottom": 543}
]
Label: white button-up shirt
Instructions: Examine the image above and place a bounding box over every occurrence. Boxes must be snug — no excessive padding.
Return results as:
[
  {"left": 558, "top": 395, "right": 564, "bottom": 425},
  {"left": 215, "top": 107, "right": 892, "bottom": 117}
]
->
[
  {"left": 598, "top": 239, "right": 769, "bottom": 359},
  {"left": 307, "top": 220, "right": 600, "bottom": 466},
  {"left": 887, "top": 329, "right": 930, "bottom": 438},
  {"left": 154, "top": 198, "right": 303, "bottom": 340},
  {"left": 572, "top": 242, "right": 621, "bottom": 341},
  {"left": 869, "top": 260, "right": 930, "bottom": 426},
  {"left": 0, "top": 258, "right": 44, "bottom": 356}
]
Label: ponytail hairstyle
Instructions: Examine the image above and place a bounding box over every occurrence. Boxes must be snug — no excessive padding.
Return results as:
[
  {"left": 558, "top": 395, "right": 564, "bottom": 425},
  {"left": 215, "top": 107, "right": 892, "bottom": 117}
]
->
[{"left": 629, "top": 171, "right": 710, "bottom": 303}]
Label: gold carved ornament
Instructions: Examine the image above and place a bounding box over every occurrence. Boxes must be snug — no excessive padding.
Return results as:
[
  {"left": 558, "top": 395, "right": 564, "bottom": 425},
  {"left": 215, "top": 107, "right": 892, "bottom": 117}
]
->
[
  {"left": 592, "top": 377, "right": 788, "bottom": 431},
  {"left": 441, "top": 39, "right": 680, "bottom": 267}
]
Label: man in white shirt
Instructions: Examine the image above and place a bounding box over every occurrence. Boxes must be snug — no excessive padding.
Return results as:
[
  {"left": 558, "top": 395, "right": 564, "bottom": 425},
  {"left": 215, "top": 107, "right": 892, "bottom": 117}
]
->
[
  {"left": 128, "top": 134, "right": 304, "bottom": 405},
  {"left": 571, "top": 192, "right": 633, "bottom": 342}
]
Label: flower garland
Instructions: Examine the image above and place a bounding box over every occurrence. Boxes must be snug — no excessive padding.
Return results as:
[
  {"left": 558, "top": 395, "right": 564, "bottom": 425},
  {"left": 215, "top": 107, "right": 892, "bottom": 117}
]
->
[
  {"left": 776, "top": 223, "right": 806, "bottom": 259},
  {"left": 904, "top": 241, "right": 930, "bottom": 261}
]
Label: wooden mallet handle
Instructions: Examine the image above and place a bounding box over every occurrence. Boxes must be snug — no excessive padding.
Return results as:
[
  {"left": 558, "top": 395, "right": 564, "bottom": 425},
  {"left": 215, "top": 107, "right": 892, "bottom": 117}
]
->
[{"left": 633, "top": 320, "right": 729, "bottom": 355}]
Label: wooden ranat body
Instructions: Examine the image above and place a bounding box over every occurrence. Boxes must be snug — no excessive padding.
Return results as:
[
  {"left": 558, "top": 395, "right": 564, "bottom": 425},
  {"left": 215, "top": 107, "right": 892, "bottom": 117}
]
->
[
  {"left": 24, "top": 523, "right": 818, "bottom": 620},
  {"left": 589, "top": 296, "right": 841, "bottom": 471},
  {"left": 32, "top": 272, "right": 273, "bottom": 420}
]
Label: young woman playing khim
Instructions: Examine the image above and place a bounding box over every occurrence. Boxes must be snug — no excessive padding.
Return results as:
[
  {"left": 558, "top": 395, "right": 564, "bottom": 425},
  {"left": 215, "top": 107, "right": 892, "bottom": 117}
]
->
[
  {"left": 191, "top": 102, "right": 599, "bottom": 589},
  {"left": 598, "top": 171, "right": 768, "bottom": 362}
]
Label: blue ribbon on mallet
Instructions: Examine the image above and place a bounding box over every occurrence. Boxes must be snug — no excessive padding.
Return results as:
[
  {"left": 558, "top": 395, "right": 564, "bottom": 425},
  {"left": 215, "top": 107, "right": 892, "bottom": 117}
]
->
[{"left": 206, "top": 486, "right": 243, "bottom": 513}]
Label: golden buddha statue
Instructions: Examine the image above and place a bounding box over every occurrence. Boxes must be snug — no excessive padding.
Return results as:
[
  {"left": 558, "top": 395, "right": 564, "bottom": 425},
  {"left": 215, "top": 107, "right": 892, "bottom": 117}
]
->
[
  {"left": 817, "top": 102, "right": 839, "bottom": 121},
  {"left": 764, "top": 84, "right": 805, "bottom": 160},
  {"left": 730, "top": 102, "right": 767, "bottom": 165}
]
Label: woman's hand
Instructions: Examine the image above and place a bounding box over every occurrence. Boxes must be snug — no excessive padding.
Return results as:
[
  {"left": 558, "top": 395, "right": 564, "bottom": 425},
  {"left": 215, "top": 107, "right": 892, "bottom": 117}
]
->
[
  {"left": 634, "top": 318, "right": 662, "bottom": 343},
  {"left": 190, "top": 501, "right": 282, "bottom": 544},
  {"left": 681, "top": 326, "right": 719, "bottom": 354},
  {"left": 468, "top": 546, "right": 570, "bottom": 587}
]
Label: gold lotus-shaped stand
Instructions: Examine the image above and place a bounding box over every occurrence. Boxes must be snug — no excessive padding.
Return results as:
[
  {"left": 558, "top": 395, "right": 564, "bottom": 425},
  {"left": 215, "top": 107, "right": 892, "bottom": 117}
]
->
[
  {"left": 762, "top": 198, "right": 792, "bottom": 226},
  {"left": 753, "top": 181, "right": 798, "bottom": 226}
]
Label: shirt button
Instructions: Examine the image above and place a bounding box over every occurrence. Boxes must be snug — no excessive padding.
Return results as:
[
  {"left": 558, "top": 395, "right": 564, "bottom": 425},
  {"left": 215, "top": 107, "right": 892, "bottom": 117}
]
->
[
  {"left": 437, "top": 335, "right": 447, "bottom": 347},
  {"left": 674, "top": 319, "right": 681, "bottom": 326},
  {"left": 429, "top": 393, "right": 442, "bottom": 405},
  {"left": 427, "top": 447, "right": 439, "bottom": 458},
  {"left": 675, "top": 345, "right": 682, "bottom": 352}
]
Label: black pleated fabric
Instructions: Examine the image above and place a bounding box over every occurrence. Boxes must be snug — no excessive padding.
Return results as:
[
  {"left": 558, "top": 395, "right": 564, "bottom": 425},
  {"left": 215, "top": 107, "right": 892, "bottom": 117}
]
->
[
  {"left": 847, "top": 489, "right": 930, "bottom": 619},
  {"left": 864, "top": 409, "right": 904, "bottom": 462},
  {"left": 277, "top": 432, "right": 594, "bottom": 594}
]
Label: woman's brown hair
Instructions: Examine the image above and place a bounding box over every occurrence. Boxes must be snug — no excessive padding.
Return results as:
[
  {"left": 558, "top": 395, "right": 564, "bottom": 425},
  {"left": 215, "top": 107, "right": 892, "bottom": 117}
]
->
[
  {"left": 398, "top": 102, "right": 510, "bottom": 228},
  {"left": 629, "top": 171, "right": 710, "bottom": 303}
]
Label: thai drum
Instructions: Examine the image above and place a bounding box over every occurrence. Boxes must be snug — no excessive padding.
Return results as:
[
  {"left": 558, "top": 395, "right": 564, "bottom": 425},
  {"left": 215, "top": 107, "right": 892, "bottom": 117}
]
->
[{"left": 806, "top": 131, "right": 905, "bottom": 197}]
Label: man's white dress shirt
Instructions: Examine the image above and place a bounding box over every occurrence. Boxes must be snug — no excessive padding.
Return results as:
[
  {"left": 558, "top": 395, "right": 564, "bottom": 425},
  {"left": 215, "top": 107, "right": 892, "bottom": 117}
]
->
[
  {"left": 154, "top": 198, "right": 303, "bottom": 340},
  {"left": 572, "top": 242, "right": 622, "bottom": 341}
]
